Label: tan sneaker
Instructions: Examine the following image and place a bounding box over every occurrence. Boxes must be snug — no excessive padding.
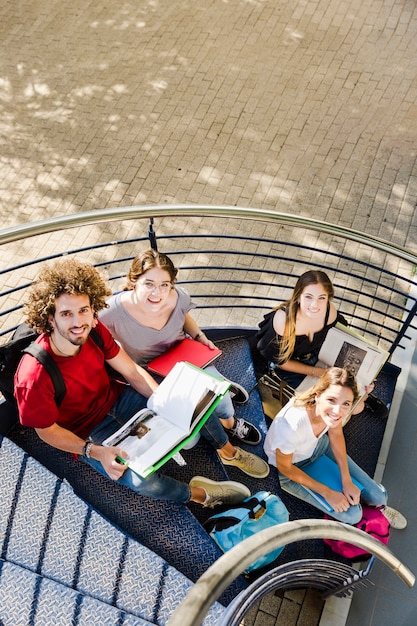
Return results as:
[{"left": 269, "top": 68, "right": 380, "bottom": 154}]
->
[
  {"left": 381, "top": 506, "right": 407, "bottom": 529},
  {"left": 189, "top": 476, "right": 251, "bottom": 508},
  {"left": 219, "top": 447, "right": 270, "bottom": 478}
]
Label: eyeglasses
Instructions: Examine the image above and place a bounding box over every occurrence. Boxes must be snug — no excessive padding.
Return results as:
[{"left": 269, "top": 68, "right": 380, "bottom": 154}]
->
[{"left": 138, "top": 280, "right": 172, "bottom": 293}]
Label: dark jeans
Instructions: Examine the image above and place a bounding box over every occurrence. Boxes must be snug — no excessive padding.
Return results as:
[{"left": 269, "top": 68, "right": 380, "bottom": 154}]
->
[{"left": 80, "top": 385, "right": 229, "bottom": 503}]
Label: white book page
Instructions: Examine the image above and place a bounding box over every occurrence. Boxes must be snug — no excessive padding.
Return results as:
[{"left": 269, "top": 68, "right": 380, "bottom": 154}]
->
[
  {"left": 102, "top": 408, "right": 155, "bottom": 446},
  {"left": 103, "top": 408, "right": 192, "bottom": 476},
  {"left": 121, "top": 414, "right": 186, "bottom": 476},
  {"left": 147, "top": 361, "right": 229, "bottom": 430},
  {"left": 102, "top": 362, "right": 230, "bottom": 477},
  {"left": 296, "top": 326, "right": 388, "bottom": 396},
  {"left": 318, "top": 327, "right": 385, "bottom": 390}
]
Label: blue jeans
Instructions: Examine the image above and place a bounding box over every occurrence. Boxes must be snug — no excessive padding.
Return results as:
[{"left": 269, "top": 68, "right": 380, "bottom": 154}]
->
[
  {"left": 204, "top": 365, "right": 235, "bottom": 423},
  {"left": 80, "top": 386, "right": 228, "bottom": 503},
  {"left": 278, "top": 435, "right": 387, "bottom": 524}
]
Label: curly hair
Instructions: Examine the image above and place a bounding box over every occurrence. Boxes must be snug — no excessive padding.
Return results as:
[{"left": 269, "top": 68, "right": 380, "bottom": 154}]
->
[
  {"left": 122, "top": 249, "right": 178, "bottom": 291},
  {"left": 24, "top": 258, "right": 112, "bottom": 333},
  {"left": 275, "top": 270, "right": 335, "bottom": 364},
  {"left": 293, "top": 367, "right": 360, "bottom": 408}
]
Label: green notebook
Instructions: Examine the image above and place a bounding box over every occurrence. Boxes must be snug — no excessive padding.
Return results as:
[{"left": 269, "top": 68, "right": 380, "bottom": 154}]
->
[{"left": 102, "top": 361, "right": 230, "bottom": 477}]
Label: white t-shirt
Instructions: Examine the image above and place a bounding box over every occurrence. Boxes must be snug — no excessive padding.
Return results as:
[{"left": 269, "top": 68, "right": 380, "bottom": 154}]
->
[{"left": 264, "top": 399, "right": 328, "bottom": 466}]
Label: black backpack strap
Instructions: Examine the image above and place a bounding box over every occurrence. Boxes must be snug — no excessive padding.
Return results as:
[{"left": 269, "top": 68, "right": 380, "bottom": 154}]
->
[
  {"left": 90, "top": 326, "right": 126, "bottom": 384},
  {"left": 89, "top": 327, "right": 104, "bottom": 350},
  {"left": 23, "top": 343, "right": 66, "bottom": 407},
  {"left": 203, "top": 515, "right": 242, "bottom": 533},
  {"left": 21, "top": 329, "right": 103, "bottom": 408}
]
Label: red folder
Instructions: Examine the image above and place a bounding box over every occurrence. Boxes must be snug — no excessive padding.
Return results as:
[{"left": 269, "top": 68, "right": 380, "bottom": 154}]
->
[{"left": 146, "top": 338, "right": 222, "bottom": 377}]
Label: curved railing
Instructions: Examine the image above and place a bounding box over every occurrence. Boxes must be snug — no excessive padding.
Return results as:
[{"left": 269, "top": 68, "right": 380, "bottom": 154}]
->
[
  {"left": 166, "top": 519, "right": 415, "bottom": 626},
  {"left": 1, "top": 207, "right": 416, "bottom": 622},
  {"left": 1, "top": 205, "right": 416, "bottom": 356},
  {"left": 1, "top": 205, "right": 417, "bottom": 263}
]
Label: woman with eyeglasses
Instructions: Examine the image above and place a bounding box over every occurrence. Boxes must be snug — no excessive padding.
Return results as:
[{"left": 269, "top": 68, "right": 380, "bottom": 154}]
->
[{"left": 99, "top": 249, "right": 269, "bottom": 480}]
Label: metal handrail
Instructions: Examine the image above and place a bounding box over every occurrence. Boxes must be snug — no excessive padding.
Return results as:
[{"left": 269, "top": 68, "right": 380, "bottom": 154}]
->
[
  {"left": 1, "top": 206, "right": 416, "bottom": 351},
  {"left": 1, "top": 208, "right": 416, "bottom": 620},
  {"left": 166, "top": 519, "right": 415, "bottom": 626},
  {"left": 1, "top": 205, "right": 417, "bottom": 265}
]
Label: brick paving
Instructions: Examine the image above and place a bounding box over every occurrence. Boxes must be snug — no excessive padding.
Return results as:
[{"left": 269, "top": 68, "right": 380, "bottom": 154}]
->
[{"left": 1, "top": 0, "right": 417, "bottom": 624}]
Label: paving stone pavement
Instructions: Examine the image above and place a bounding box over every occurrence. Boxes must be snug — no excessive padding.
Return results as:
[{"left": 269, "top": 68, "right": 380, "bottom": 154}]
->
[{"left": 1, "top": 0, "right": 417, "bottom": 624}]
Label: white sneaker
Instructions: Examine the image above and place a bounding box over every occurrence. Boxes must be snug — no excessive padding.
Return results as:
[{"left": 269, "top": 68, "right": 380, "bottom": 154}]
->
[{"left": 381, "top": 506, "right": 407, "bottom": 530}]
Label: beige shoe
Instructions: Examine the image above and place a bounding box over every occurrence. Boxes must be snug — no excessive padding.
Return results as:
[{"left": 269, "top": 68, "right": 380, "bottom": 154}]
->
[
  {"left": 220, "top": 447, "right": 270, "bottom": 478},
  {"left": 189, "top": 476, "right": 251, "bottom": 508},
  {"left": 381, "top": 506, "right": 407, "bottom": 530}
]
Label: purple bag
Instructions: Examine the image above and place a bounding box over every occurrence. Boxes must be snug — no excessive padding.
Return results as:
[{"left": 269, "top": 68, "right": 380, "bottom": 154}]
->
[{"left": 323, "top": 505, "right": 390, "bottom": 559}]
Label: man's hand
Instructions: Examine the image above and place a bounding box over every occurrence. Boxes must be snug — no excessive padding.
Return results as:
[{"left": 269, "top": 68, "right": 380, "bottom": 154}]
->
[{"left": 94, "top": 445, "right": 130, "bottom": 480}]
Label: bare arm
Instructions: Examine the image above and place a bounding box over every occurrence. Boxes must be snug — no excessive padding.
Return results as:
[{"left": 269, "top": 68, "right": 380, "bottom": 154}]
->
[
  {"left": 275, "top": 359, "right": 328, "bottom": 378},
  {"left": 106, "top": 346, "right": 159, "bottom": 397},
  {"left": 35, "top": 422, "right": 129, "bottom": 480},
  {"left": 183, "top": 313, "right": 216, "bottom": 349}
]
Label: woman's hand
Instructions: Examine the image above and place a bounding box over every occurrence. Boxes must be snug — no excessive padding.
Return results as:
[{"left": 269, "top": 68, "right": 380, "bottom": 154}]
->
[
  {"left": 196, "top": 332, "right": 217, "bottom": 350},
  {"left": 342, "top": 479, "right": 361, "bottom": 505},
  {"left": 352, "top": 381, "right": 376, "bottom": 414},
  {"left": 323, "top": 488, "right": 351, "bottom": 513},
  {"left": 363, "top": 381, "right": 375, "bottom": 395}
]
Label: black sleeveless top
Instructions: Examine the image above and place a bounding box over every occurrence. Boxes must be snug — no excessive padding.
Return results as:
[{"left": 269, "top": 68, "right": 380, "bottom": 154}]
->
[{"left": 256, "top": 303, "right": 348, "bottom": 364}]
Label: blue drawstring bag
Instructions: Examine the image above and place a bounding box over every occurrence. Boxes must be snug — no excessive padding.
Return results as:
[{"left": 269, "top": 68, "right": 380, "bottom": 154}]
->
[{"left": 203, "top": 491, "right": 289, "bottom": 573}]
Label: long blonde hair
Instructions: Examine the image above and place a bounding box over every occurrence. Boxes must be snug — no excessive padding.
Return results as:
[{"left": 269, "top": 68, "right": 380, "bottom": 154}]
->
[
  {"left": 293, "top": 367, "right": 360, "bottom": 408},
  {"left": 276, "top": 270, "right": 335, "bottom": 363}
]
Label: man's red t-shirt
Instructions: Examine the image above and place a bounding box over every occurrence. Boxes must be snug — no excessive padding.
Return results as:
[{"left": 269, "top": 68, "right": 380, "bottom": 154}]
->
[{"left": 15, "top": 320, "right": 125, "bottom": 439}]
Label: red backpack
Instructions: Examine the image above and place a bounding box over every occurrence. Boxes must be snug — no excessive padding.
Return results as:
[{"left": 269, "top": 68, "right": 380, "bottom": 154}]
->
[{"left": 323, "top": 505, "right": 390, "bottom": 559}]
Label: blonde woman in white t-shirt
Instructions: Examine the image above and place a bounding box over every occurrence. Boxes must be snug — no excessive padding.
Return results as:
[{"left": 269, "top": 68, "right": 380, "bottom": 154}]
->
[{"left": 264, "top": 367, "right": 406, "bottom": 529}]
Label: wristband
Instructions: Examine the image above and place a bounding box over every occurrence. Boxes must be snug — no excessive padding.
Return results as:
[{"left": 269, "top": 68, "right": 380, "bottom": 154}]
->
[
  {"left": 82, "top": 441, "right": 94, "bottom": 458},
  {"left": 193, "top": 331, "right": 203, "bottom": 341}
]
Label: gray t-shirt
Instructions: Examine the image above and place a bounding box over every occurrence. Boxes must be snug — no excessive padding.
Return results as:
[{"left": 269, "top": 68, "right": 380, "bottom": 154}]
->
[{"left": 99, "top": 286, "right": 196, "bottom": 365}]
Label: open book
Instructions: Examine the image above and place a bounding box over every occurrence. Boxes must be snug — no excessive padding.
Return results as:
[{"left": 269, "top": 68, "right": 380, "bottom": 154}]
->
[
  {"left": 297, "top": 323, "right": 389, "bottom": 414},
  {"left": 103, "top": 361, "right": 230, "bottom": 477},
  {"left": 301, "top": 455, "right": 364, "bottom": 512},
  {"left": 146, "top": 337, "right": 222, "bottom": 377}
]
